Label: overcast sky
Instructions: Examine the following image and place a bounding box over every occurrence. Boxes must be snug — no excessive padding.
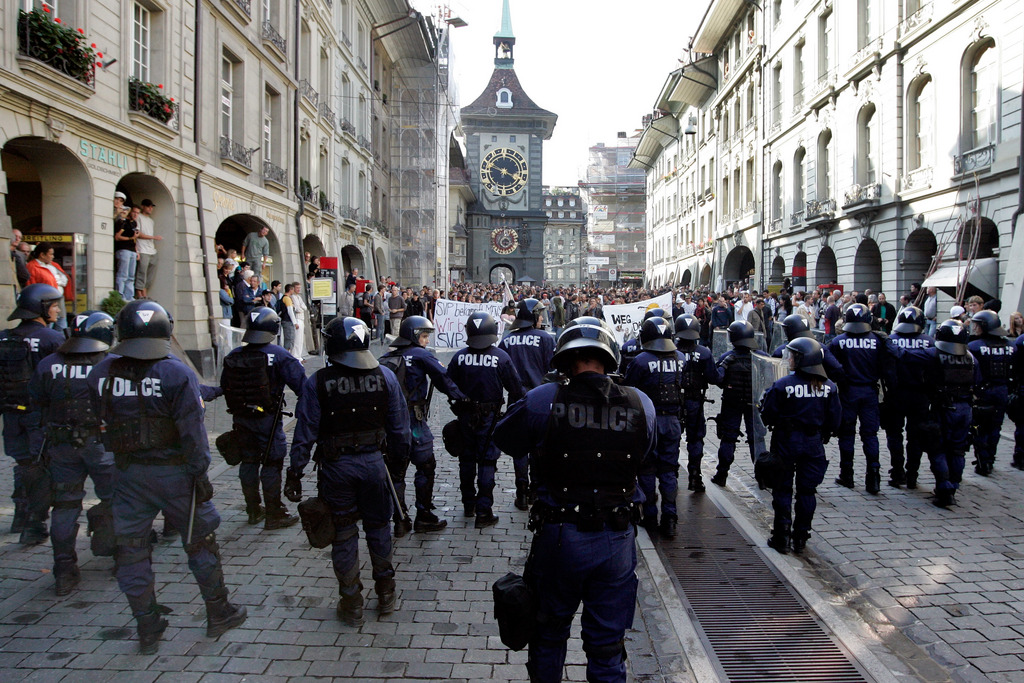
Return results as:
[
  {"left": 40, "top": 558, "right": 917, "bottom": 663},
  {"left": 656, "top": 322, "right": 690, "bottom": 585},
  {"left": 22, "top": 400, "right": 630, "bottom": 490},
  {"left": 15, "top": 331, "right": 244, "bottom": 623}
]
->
[{"left": 414, "top": 0, "right": 699, "bottom": 187}]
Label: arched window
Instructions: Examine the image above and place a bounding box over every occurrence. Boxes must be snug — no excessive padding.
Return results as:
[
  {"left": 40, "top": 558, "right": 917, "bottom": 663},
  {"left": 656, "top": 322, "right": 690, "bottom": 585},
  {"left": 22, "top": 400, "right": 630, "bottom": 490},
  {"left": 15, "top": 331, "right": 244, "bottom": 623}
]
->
[
  {"left": 771, "top": 160, "right": 783, "bottom": 220},
  {"left": 817, "top": 130, "right": 832, "bottom": 198},
  {"left": 793, "top": 147, "right": 806, "bottom": 212},
  {"left": 965, "top": 39, "right": 997, "bottom": 149},
  {"left": 908, "top": 75, "right": 933, "bottom": 171},
  {"left": 496, "top": 88, "right": 513, "bottom": 109},
  {"left": 857, "top": 103, "right": 876, "bottom": 185}
]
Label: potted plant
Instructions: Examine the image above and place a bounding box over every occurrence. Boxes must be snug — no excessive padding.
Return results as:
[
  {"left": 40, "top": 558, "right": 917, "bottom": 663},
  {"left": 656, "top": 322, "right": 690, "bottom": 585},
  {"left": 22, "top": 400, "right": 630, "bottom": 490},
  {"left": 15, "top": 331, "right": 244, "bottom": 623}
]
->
[
  {"left": 128, "top": 77, "right": 176, "bottom": 124},
  {"left": 17, "top": 5, "right": 96, "bottom": 85}
]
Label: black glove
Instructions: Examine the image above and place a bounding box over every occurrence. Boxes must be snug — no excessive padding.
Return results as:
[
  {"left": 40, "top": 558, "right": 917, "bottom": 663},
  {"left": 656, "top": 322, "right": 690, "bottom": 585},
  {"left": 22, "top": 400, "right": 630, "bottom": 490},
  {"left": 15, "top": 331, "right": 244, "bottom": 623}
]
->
[
  {"left": 284, "top": 469, "right": 302, "bottom": 502},
  {"left": 194, "top": 474, "right": 214, "bottom": 503}
]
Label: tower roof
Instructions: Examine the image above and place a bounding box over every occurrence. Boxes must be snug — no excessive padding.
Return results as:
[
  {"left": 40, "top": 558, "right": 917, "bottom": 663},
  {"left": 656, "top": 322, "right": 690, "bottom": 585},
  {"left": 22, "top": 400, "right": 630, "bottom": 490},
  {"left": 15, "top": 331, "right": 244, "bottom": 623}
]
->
[
  {"left": 494, "top": 0, "right": 514, "bottom": 39},
  {"left": 460, "top": 69, "right": 557, "bottom": 138}
]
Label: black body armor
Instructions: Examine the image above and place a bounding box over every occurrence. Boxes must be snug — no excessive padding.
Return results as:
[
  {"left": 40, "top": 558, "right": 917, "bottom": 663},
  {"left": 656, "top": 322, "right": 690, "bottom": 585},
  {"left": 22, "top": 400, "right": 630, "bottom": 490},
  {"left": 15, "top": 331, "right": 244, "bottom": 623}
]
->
[
  {"left": 315, "top": 364, "right": 389, "bottom": 456},
  {"left": 721, "top": 351, "right": 754, "bottom": 407},
  {"left": 0, "top": 335, "right": 32, "bottom": 412},
  {"left": 222, "top": 348, "right": 276, "bottom": 417}
]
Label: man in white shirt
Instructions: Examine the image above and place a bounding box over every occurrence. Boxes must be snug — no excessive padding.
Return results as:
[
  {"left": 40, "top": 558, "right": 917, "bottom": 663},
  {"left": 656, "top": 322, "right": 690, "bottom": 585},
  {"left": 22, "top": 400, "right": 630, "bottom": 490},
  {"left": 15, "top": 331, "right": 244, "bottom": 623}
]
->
[
  {"left": 922, "top": 286, "right": 938, "bottom": 336},
  {"left": 733, "top": 292, "right": 754, "bottom": 323},
  {"left": 134, "top": 199, "right": 163, "bottom": 299},
  {"left": 681, "top": 294, "right": 697, "bottom": 316}
]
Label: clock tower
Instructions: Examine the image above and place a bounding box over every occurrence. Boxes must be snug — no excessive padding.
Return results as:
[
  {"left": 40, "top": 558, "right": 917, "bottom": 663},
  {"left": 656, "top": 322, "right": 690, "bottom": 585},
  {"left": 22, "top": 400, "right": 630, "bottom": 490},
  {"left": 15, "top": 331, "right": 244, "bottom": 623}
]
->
[{"left": 460, "top": 0, "right": 557, "bottom": 285}]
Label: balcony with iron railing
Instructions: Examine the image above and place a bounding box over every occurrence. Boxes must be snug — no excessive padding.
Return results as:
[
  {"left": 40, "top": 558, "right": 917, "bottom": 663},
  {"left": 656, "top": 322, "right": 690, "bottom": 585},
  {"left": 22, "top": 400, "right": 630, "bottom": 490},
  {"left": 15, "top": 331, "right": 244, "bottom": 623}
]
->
[
  {"left": 790, "top": 209, "right": 805, "bottom": 226},
  {"left": 340, "top": 118, "right": 356, "bottom": 136},
  {"left": 318, "top": 192, "right": 336, "bottom": 216},
  {"left": 220, "top": 136, "right": 252, "bottom": 169},
  {"left": 342, "top": 33, "right": 351, "bottom": 48},
  {"left": 768, "top": 104, "right": 782, "bottom": 137},
  {"left": 792, "top": 88, "right": 805, "bottom": 116},
  {"left": 809, "top": 69, "right": 835, "bottom": 108},
  {"left": 842, "top": 182, "right": 881, "bottom": 210},
  {"left": 261, "top": 21, "right": 286, "bottom": 54},
  {"left": 901, "top": 165, "right": 933, "bottom": 193},
  {"left": 357, "top": 135, "right": 372, "bottom": 151},
  {"left": 846, "top": 37, "right": 882, "bottom": 80},
  {"left": 318, "top": 101, "right": 335, "bottom": 128},
  {"left": 228, "top": 0, "right": 251, "bottom": 18},
  {"left": 805, "top": 197, "right": 836, "bottom": 220},
  {"left": 899, "top": 2, "right": 933, "bottom": 39},
  {"left": 17, "top": 8, "right": 95, "bottom": 96},
  {"left": 768, "top": 218, "right": 783, "bottom": 234},
  {"left": 371, "top": 219, "right": 389, "bottom": 237},
  {"left": 954, "top": 144, "right": 996, "bottom": 175},
  {"left": 262, "top": 160, "right": 287, "bottom": 186},
  {"left": 299, "top": 79, "right": 319, "bottom": 109},
  {"left": 340, "top": 205, "right": 359, "bottom": 223},
  {"left": 128, "top": 78, "right": 179, "bottom": 133}
]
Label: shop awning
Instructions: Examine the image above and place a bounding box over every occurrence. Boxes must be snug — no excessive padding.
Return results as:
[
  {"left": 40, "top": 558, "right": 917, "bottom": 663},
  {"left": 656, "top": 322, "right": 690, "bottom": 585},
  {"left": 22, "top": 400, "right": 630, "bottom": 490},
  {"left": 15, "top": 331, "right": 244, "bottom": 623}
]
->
[{"left": 922, "top": 257, "right": 999, "bottom": 300}]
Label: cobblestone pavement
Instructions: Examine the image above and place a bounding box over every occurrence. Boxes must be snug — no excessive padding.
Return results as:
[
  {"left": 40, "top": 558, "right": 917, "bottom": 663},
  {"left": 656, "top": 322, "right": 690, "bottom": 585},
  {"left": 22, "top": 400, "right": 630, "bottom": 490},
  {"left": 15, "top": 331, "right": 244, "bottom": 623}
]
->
[{"left": 0, "top": 348, "right": 692, "bottom": 682}]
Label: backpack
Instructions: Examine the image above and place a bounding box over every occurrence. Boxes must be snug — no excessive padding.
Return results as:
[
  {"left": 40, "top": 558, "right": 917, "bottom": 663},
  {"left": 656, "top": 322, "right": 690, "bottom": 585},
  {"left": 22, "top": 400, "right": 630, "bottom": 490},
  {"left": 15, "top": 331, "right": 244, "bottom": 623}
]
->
[
  {"left": 222, "top": 348, "right": 276, "bottom": 416},
  {"left": 379, "top": 350, "right": 410, "bottom": 400},
  {"left": 0, "top": 334, "right": 33, "bottom": 411},
  {"left": 275, "top": 294, "right": 287, "bottom": 317}
]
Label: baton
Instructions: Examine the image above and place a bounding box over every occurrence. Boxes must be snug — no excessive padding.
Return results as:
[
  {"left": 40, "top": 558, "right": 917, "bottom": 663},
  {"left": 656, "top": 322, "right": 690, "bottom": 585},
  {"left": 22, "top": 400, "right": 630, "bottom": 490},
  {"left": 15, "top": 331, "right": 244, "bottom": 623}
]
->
[
  {"left": 185, "top": 481, "right": 197, "bottom": 546},
  {"left": 260, "top": 394, "right": 288, "bottom": 467},
  {"left": 383, "top": 455, "right": 411, "bottom": 525}
]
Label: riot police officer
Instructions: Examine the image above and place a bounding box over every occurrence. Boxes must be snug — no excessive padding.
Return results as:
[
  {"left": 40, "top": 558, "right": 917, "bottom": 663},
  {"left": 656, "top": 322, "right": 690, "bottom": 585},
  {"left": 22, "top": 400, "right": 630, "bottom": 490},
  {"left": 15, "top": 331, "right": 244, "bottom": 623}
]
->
[
  {"left": 446, "top": 312, "right": 524, "bottom": 528},
  {"left": 883, "top": 306, "right": 934, "bottom": 488},
  {"left": 1011, "top": 329, "right": 1024, "bottom": 470},
  {"left": 674, "top": 314, "right": 723, "bottom": 493},
  {"left": 826, "top": 303, "right": 899, "bottom": 493},
  {"left": 0, "top": 283, "right": 65, "bottom": 544},
  {"left": 759, "top": 337, "right": 841, "bottom": 554},
  {"left": 618, "top": 306, "right": 667, "bottom": 375},
  {"left": 30, "top": 312, "right": 117, "bottom": 595},
  {"left": 712, "top": 320, "right": 770, "bottom": 486},
  {"left": 623, "top": 316, "right": 684, "bottom": 537},
  {"left": 285, "top": 317, "right": 410, "bottom": 626},
  {"left": 499, "top": 298, "right": 555, "bottom": 508},
  {"left": 221, "top": 307, "right": 306, "bottom": 528},
  {"left": 771, "top": 314, "right": 843, "bottom": 378},
  {"left": 967, "top": 310, "right": 1014, "bottom": 475},
  {"left": 89, "top": 300, "right": 246, "bottom": 654},
  {"left": 382, "top": 315, "right": 466, "bottom": 533},
  {"left": 910, "top": 320, "right": 981, "bottom": 507},
  {"left": 494, "top": 317, "right": 656, "bottom": 683}
]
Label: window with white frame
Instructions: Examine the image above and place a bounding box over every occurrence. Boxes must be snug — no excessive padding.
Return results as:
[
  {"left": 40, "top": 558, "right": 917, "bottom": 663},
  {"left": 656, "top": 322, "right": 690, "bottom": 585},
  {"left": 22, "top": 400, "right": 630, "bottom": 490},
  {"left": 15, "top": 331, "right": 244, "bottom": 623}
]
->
[
  {"left": 132, "top": 3, "right": 151, "bottom": 82},
  {"left": 909, "top": 76, "right": 932, "bottom": 170},
  {"left": 968, "top": 39, "right": 997, "bottom": 149},
  {"left": 817, "top": 130, "right": 832, "bottom": 198},
  {"left": 771, "top": 161, "right": 783, "bottom": 220},
  {"left": 857, "top": 104, "right": 876, "bottom": 185},
  {"left": 263, "top": 89, "right": 273, "bottom": 160},
  {"left": 818, "top": 10, "right": 832, "bottom": 78},
  {"left": 793, "top": 147, "right": 805, "bottom": 210},
  {"left": 221, "top": 54, "right": 234, "bottom": 140},
  {"left": 857, "top": 0, "right": 871, "bottom": 51}
]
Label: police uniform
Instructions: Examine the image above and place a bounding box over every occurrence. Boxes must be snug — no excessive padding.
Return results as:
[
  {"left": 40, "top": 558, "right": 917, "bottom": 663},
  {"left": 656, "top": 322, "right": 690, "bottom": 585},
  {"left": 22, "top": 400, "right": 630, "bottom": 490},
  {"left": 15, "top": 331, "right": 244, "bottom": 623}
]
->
[
  {"left": 0, "top": 284, "right": 66, "bottom": 543},
  {"left": 29, "top": 312, "right": 117, "bottom": 595},
  {"left": 675, "top": 314, "right": 723, "bottom": 493},
  {"left": 447, "top": 312, "right": 524, "bottom": 526},
  {"left": 883, "top": 308, "right": 935, "bottom": 488},
  {"left": 500, "top": 299, "right": 557, "bottom": 504},
  {"left": 759, "top": 338, "right": 841, "bottom": 553},
  {"left": 617, "top": 307, "right": 668, "bottom": 376},
  {"left": 967, "top": 311, "right": 1014, "bottom": 475},
  {"left": 89, "top": 300, "right": 246, "bottom": 654},
  {"left": 712, "top": 322, "right": 770, "bottom": 486},
  {"left": 494, "top": 317, "right": 656, "bottom": 683},
  {"left": 1012, "top": 332, "right": 1024, "bottom": 469},
  {"left": 825, "top": 304, "right": 900, "bottom": 493},
  {"left": 221, "top": 308, "right": 306, "bottom": 528},
  {"left": 383, "top": 315, "right": 466, "bottom": 532},
  {"left": 286, "top": 317, "right": 411, "bottom": 625}
]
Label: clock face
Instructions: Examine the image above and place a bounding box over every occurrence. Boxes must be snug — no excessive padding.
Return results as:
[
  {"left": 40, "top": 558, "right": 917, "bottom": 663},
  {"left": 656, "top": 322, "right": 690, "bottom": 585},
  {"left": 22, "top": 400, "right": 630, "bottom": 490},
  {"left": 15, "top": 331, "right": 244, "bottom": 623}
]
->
[
  {"left": 491, "top": 227, "right": 519, "bottom": 255},
  {"left": 481, "top": 147, "right": 528, "bottom": 196}
]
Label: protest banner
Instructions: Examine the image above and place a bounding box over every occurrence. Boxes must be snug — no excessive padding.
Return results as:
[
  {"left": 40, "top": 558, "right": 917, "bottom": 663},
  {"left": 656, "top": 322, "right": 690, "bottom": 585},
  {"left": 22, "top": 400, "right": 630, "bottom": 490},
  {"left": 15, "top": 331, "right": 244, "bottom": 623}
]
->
[
  {"left": 432, "top": 298, "right": 507, "bottom": 349},
  {"left": 600, "top": 293, "right": 673, "bottom": 346}
]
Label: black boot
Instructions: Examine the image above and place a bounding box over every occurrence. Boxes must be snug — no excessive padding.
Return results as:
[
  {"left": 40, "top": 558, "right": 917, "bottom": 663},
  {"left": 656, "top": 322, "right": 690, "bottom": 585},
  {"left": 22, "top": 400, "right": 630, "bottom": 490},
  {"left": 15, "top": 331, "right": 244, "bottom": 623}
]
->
[
  {"left": 475, "top": 512, "right": 499, "bottom": 529},
  {"left": 887, "top": 468, "right": 905, "bottom": 488},
  {"left": 905, "top": 472, "right": 918, "bottom": 489},
  {"left": 767, "top": 525, "right": 790, "bottom": 554},
  {"left": 834, "top": 465, "right": 854, "bottom": 488},
  {"left": 932, "top": 490, "right": 955, "bottom": 508},
  {"left": 514, "top": 487, "right": 530, "bottom": 511},
  {"left": 242, "top": 487, "right": 265, "bottom": 525},
  {"left": 10, "top": 500, "right": 27, "bottom": 534},
  {"left": 337, "top": 593, "right": 364, "bottom": 626},
  {"left": 463, "top": 503, "right": 475, "bottom": 518},
  {"left": 413, "top": 510, "right": 447, "bottom": 533},
  {"left": 376, "top": 579, "right": 396, "bottom": 616},
  {"left": 136, "top": 609, "right": 169, "bottom": 655},
  {"left": 1011, "top": 450, "right": 1024, "bottom": 470},
  {"left": 264, "top": 495, "right": 299, "bottom": 531},
  {"left": 710, "top": 471, "right": 728, "bottom": 487},
  {"left": 689, "top": 473, "right": 706, "bottom": 493},
  {"left": 659, "top": 514, "right": 678, "bottom": 539},
  {"left": 393, "top": 514, "right": 412, "bottom": 538},
  {"left": 53, "top": 561, "right": 80, "bottom": 597},
  {"left": 791, "top": 530, "right": 809, "bottom": 554},
  {"left": 866, "top": 468, "right": 881, "bottom": 495},
  {"left": 19, "top": 520, "right": 48, "bottom": 546},
  {"left": 205, "top": 596, "right": 247, "bottom": 637}
]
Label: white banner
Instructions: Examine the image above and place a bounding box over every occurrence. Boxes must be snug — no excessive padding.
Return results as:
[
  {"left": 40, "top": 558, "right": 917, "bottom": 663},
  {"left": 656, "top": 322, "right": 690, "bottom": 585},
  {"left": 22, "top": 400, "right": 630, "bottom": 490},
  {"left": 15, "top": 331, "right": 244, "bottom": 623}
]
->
[
  {"left": 601, "top": 293, "right": 673, "bottom": 346},
  {"left": 432, "top": 298, "right": 507, "bottom": 349},
  {"left": 591, "top": 234, "right": 615, "bottom": 245},
  {"left": 587, "top": 256, "right": 610, "bottom": 265}
]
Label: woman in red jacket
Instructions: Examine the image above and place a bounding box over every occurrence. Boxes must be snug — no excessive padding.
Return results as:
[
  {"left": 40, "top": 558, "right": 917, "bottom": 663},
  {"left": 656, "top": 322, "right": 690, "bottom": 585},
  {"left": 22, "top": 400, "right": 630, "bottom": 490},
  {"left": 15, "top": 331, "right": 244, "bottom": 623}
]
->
[{"left": 26, "top": 243, "right": 70, "bottom": 330}]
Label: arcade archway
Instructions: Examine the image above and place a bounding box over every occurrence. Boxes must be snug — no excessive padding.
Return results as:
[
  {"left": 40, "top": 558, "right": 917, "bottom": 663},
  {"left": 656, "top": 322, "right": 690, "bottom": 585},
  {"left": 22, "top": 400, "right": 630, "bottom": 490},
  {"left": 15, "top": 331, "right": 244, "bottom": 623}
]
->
[
  {"left": 699, "top": 264, "right": 712, "bottom": 286},
  {"left": 904, "top": 228, "right": 936, "bottom": 286},
  {"left": 490, "top": 263, "right": 514, "bottom": 285},
  {"left": 341, "top": 244, "right": 364, "bottom": 279},
  {"left": 815, "top": 246, "right": 838, "bottom": 287},
  {"left": 723, "top": 245, "right": 755, "bottom": 288},
  {"left": 681, "top": 269, "right": 692, "bottom": 287},
  {"left": 854, "top": 239, "right": 882, "bottom": 292},
  {"left": 771, "top": 255, "right": 785, "bottom": 283},
  {"left": 792, "top": 251, "right": 807, "bottom": 290},
  {"left": 215, "top": 214, "right": 283, "bottom": 285},
  {"left": 116, "top": 173, "right": 176, "bottom": 302}
]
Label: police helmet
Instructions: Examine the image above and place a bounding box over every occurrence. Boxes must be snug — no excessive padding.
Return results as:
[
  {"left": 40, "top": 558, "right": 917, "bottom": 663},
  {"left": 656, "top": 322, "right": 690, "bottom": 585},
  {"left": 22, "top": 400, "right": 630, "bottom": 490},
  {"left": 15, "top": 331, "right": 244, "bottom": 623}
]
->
[
  {"left": 465, "top": 311, "right": 498, "bottom": 349},
  {"left": 552, "top": 316, "right": 620, "bottom": 374},
  {"left": 242, "top": 306, "right": 281, "bottom": 345},
  {"left": 59, "top": 311, "right": 115, "bottom": 354},
  {"left": 843, "top": 303, "right": 873, "bottom": 334},
  {"left": 674, "top": 313, "right": 701, "bottom": 341},
  {"left": 727, "top": 320, "right": 758, "bottom": 349},
  {"left": 391, "top": 315, "right": 434, "bottom": 348},
  {"left": 8, "top": 283, "right": 63, "bottom": 322},
  {"left": 781, "top": 314, "right": 813, "bottom": 341},
  {"left": 785, "top": 337, "right": 827, "bottom": 380},
  {"left": 639, "top": 316, "right": 676, "bottom": 353},
  {"left": 643, "top": 307, "right": 667, "bottom": 322},
  {"left": 935, "top": 319, "right": 969, "bottom": 356},
  {"left": 893, "top": 306, "right": 925, "bottom": 335},
  {"left": 112, "top": 300, "right": 173, "bottom": 360},
  {"left": 324, "top": 316, "right": 377, "bottom": 369},
  {"left": 970, "top": 309, "right": 1007, "bottom": 337},
  {"left": 510, "top": 298, "right": 545, "bottom": 330}
]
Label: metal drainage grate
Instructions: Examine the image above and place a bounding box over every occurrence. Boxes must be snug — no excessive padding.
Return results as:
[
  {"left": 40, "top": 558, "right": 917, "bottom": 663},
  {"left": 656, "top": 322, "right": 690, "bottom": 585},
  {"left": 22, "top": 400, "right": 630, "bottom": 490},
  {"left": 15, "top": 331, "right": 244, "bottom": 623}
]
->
[{"left": 658, "top": 494, "right": 870, "bottom": 682}]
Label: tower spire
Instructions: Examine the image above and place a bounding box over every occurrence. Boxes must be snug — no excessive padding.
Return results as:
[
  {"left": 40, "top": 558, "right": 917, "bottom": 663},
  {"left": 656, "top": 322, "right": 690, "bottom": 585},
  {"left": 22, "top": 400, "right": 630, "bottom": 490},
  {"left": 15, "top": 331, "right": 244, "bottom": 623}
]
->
[{"left": 493, "top": 0, "right": 516, "bottom": 69}]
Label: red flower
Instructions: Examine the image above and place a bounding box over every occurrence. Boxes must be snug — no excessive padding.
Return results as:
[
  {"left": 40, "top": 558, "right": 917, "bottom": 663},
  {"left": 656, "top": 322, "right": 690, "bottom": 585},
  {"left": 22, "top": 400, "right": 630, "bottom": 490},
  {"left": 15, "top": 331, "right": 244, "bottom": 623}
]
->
[
  {"left": 91, "top": 43, "right": 96, "bottom": 48},
  {"left": 54, "top": 18, "right": 61, "bottom": 23},
  {"left": 157, "top": 84, "right": 163, "bottom": 89},
  {"left": 163, "top": 106, "right": 171, "bottom": 113},
  {"left": 57, "top": 48, "right": 63, "bottom": 54},
  {"left": 77, "top": 28, "right": 84, "bottom": 34},
  {"left": 97, "top": 52, "right": 103, "bottom": 58},
  {"left": 43, "top": 6, "right": 50, "bottom": 13},
  {"left": 170, "top": 97, "right": 175, "bottom": 102},
  {"left": 138, "top": 99, "right": 144, "bottom": 105},
  {"left": 96, "top": 62, "right": 102, "bottom": 67}
]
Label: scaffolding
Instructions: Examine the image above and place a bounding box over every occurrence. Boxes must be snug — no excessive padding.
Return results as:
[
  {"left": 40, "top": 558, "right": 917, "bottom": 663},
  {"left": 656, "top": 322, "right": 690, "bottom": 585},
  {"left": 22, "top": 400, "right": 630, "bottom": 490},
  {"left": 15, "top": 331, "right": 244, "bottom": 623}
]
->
[{"left": 580, "top": 134, "right": 647, "bottom": 284}]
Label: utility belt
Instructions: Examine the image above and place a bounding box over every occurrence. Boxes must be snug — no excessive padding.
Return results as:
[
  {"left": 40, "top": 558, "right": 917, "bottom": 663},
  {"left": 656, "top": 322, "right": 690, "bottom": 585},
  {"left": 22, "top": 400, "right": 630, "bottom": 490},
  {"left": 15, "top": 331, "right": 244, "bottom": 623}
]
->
[
  {"left": 528, "top": 502, "right": 641, "bottom": 533},
  {"left": 656, "top": 406, "right": 681, "bottom": 417},
  {"left": 773, "top": 425, "right": 821, "bottom": 437},
  {"left": 103, "top": 417, "right": 179, "bottom": 454},
  {"left": 49, "top": 424, "right": 100, "bottom": 446},
  {"left": 114, "top": 452, "right": 186, "bottom": 470},
  {"left": 454, "top": 400, "right": 502, "bottom": 429},
  {"left": 409, "top": 399, "right": 429, "bottom": 422},
  {"left": 315, "top": 429, "right": 387, "bottom": 459}
]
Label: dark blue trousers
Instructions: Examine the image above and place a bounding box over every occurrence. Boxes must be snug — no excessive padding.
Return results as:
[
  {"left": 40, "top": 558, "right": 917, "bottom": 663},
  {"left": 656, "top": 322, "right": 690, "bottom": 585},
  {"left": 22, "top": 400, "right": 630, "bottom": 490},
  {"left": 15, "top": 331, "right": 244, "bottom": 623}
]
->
[
  {"left": 715, "top": 403, "right": 758, "bottom": 474},
  {"left": 931, "top": 403, "right": 972, "bottom": 494},
  {"left": 3, "top": 410, "right": 48, "bottom": 523},
  {"left": 682, "top": 398, "right": 707, "bottom": 474},
  {"left": 838, "top": 384, "right": 880, "bottom": 472},
  {"left": 235, "top": 417, "right": 287, "bottom": 500},
  {"left": 973, "top": 387, "right": 1008, "bottom": 469},
  {"left": 389, "top": 414, "right": 437, "bottom": 514},
  {"left": 638, "top": 414, "right": 681, "bottom": 519},
  {"left": 883, "top": 388, "right": 930, "bottom": 478},
  {"left": 457, "top": 415, "right": 499, "bottom": 515},
  {"left": 49, "top": 439, "right": 114, "bottom": 565},
  {"left": 770, "top": 434, "right": 828, "bottom": 537}
]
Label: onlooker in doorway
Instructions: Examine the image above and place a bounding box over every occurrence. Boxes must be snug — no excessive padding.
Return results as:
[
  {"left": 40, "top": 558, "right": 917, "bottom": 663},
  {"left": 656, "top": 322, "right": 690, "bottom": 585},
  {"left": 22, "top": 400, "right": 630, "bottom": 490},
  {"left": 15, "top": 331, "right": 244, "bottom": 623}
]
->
[
  {"left": 113, "top": 191, "right": 126, "bottom": 219},
  {"left": 345, "top": 267, "right": 359, "bottom": 290},
  {"left": 922, "top": 286, "right": 938, "bottom": 336},
  {"left": 232, "top": 269, "right": 258, "bottom": 326},
  {"left": 10, "top": 228, "right": 29, "bottom": 289},
  {"left": 26, "top": 243, "right": 70, "bottom": 330},
  {"left": 872, "top": 293, "right": 896, "bottom": 334},
  {"left": 241, "top": 226, "right": 271, "bottom": 275},
  {"left": 338, "top": 283, "right": 355, "bottom": 318},
  {"left": 133, "top": 199, "right": 163, "bottom": 299},
  {"left": 114, "top": 205, "right": 139, "bottom": 302},
  {"left": 290, "top": 281, "right": 309, "bottom": 359},
  {"left": 280, "top": 283, "right": 297, "bottom": 351}
]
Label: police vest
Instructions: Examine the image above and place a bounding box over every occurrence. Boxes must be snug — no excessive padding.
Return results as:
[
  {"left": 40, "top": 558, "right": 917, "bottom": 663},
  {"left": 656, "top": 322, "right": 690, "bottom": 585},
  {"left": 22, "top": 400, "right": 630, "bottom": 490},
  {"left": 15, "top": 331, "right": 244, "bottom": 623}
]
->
[
  {"left": 222, "top": 348, "right": 276, "bottom": 416},
  {"left": 937, "top": 352, "right": 975, "bottom": 400},
  {"left": 538, "top": 378, "right": 645, "bottom": 509},
  {"left": 101, "top": 358, "right": 180, "bottom": 456},
  {"left": 678, "top": 344, "right": 709, "bottom": 398},
  {"left": 0, "top": 333, "right": 32, "bottom": 412},
  {"left": 646, "top": 353, "right": 682, "bottom": 408},
  {"left": 315, "top": 364, "right": 389, "bottom": 455},
  {"left": 976, "top": 337, "right": 1012, "bottom": 385},
  {"left": 721, "top": 351, "right": 754, "bottom": 407},
  {"left": 46, "top": 352, "right": 105, "bottom": 439}
]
